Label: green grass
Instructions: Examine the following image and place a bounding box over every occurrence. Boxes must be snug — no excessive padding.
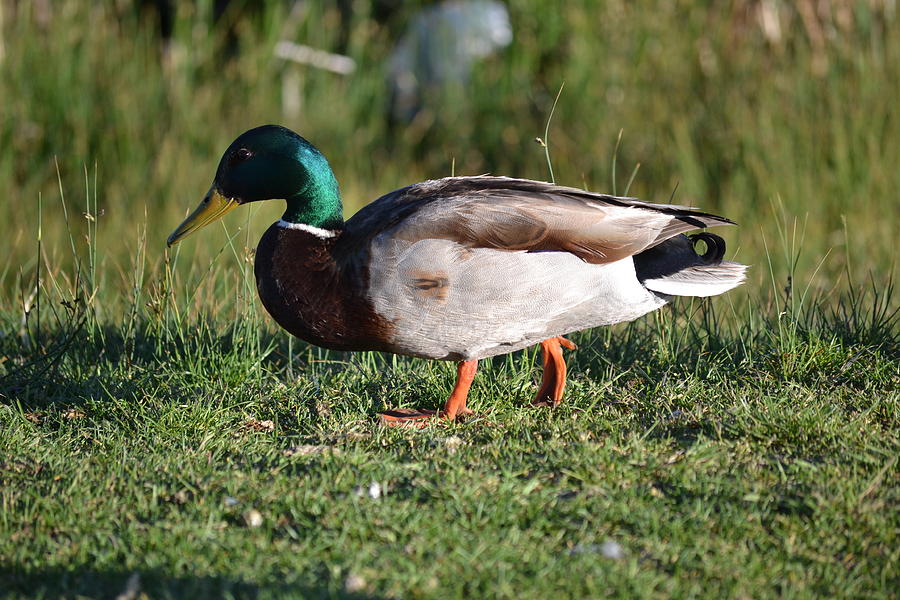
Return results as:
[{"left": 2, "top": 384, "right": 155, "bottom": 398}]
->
[
  {"left": 1, "top": 1, "right": 899, "bottom": 598},
  {"left": 1, "top": 290, "right": 897, "bottom": 598}
]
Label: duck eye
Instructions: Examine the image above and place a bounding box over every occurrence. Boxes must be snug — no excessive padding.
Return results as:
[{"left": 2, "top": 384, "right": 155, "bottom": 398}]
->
[{"left": 235, "top": 148, "right": 252, "bottom": 161}]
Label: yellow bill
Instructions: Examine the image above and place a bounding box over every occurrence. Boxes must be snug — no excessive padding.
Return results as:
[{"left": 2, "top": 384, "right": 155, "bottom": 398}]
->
[{"left": 167, "top": 187, "right": 240, "bottom": 246}]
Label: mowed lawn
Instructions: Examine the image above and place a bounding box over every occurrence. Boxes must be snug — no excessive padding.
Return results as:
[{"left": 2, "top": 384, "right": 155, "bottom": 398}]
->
[
  {"left": 1, "top": 1, "right": 899, "bottom": 598},
  {"left": 1, "top": 290, "right": 897, "bottom": 598}
]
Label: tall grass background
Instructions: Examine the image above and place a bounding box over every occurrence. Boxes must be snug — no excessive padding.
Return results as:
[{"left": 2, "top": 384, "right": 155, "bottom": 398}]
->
[{"left": 0, "top": 0, "right": 897, "bottom": 380}]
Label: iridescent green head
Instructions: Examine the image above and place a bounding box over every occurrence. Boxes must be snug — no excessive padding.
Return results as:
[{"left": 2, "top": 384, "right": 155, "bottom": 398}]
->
[{"left": 167, "top": 125, "right": 343, "bottom": 246}]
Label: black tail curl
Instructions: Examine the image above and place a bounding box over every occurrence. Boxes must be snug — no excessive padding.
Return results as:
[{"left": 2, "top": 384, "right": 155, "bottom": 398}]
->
[
  {"left": 634, "top": 232, "right": 728, "bottom": 283},
  {"left": 689, "top": 232, "right": 726, "bottom": 263}
]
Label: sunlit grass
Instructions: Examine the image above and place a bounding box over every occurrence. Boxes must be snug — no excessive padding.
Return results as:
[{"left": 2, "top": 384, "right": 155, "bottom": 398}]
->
[
  {"left": 1, "top": 1, "right": 898, "bottom": 598},
  {"left": 1, "top": 1, "right": 898, "bottom": 297}
]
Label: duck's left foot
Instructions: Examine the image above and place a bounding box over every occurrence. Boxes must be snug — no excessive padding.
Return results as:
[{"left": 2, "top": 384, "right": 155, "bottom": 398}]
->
[
  {"left": 378, "top": 407, "right": 475, "bottom": 428},
  {"left": 378, "top": 360, "right": 479, "bottom": 428},
  {"left": 532, "top": 336, "right": 576, "bottom": 408},
  {"left": 379, "top": 407, "right": 437, "bottom": 427}
]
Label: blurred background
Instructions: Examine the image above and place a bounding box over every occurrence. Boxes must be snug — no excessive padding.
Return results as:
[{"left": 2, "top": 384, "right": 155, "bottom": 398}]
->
[{"left": 0, "top": 0, "right": 897, "bottom": 313}]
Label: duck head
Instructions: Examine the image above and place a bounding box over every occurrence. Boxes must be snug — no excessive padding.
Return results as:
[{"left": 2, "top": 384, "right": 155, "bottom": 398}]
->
[{"left": 167, "top": 125, "right": 343, "bottom": 246}]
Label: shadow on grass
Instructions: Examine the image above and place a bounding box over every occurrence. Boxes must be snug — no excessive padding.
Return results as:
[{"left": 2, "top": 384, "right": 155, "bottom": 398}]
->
[
  {"left": 0, "top": 318, "right": 652, "bottom": 410},
  {"left": 2, "top": 289, "right": 894, "bottom": 418},
  {"left": 0, "top": 565, "right": 384, "bottom": 600},
  {"left": 0, "top": 323, "right": 292, "bottom": 409}
]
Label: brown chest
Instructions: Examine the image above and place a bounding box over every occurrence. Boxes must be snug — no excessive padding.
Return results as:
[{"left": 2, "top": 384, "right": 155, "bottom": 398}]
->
[{"left": 254, "top": 225, "right": 395, "bottom": 352}]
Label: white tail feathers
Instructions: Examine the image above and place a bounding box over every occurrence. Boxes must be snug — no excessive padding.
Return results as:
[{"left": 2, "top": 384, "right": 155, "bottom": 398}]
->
[{"left": 642, "top": 261, "right": 748, "bottom": 297}]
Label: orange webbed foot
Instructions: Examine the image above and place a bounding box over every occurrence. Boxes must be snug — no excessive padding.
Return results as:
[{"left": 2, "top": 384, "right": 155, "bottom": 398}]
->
[
  {"left": 532, "top": 336, "right": 576, "bottom": 407},
  {"left": 378, "top": 407, "right": 476, "bottom": 428},
  {"left": 379, "top": 360, "right": 478, "bottom": 427}
]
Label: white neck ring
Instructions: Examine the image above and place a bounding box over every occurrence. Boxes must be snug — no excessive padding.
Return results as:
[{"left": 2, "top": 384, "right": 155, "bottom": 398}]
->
[{"left": 277, "top": 219, "right": 338, "bottom": 239}]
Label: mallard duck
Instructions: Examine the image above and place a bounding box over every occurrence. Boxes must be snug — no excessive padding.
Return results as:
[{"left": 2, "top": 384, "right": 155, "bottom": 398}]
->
[{"left": 168, "top": 125, "right": 746, "bottom": 426}]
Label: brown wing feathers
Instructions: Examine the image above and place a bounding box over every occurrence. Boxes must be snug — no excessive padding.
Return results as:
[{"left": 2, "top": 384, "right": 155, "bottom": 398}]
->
[{"left": 344, "top": 176, "right": 733, "bottom": 265}]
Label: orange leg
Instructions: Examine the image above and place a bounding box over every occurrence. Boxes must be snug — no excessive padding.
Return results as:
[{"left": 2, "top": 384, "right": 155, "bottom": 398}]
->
[
  {"left": 532, "top": 336, "right": 576, "bottom": 407},
  {"left": 379, "top": 360, "right": 478, "bottom": 427}
]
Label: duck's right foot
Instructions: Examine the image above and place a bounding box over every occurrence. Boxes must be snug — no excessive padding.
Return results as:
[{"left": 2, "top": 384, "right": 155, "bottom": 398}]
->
[{"left": 532, "top": 336, "right": 576, "bottom": 407}]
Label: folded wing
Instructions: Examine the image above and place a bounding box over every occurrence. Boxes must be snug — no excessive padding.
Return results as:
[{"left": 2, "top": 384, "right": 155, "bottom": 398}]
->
[{"left": 345, "top": 176, "right": 734, "bottom": 264}]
